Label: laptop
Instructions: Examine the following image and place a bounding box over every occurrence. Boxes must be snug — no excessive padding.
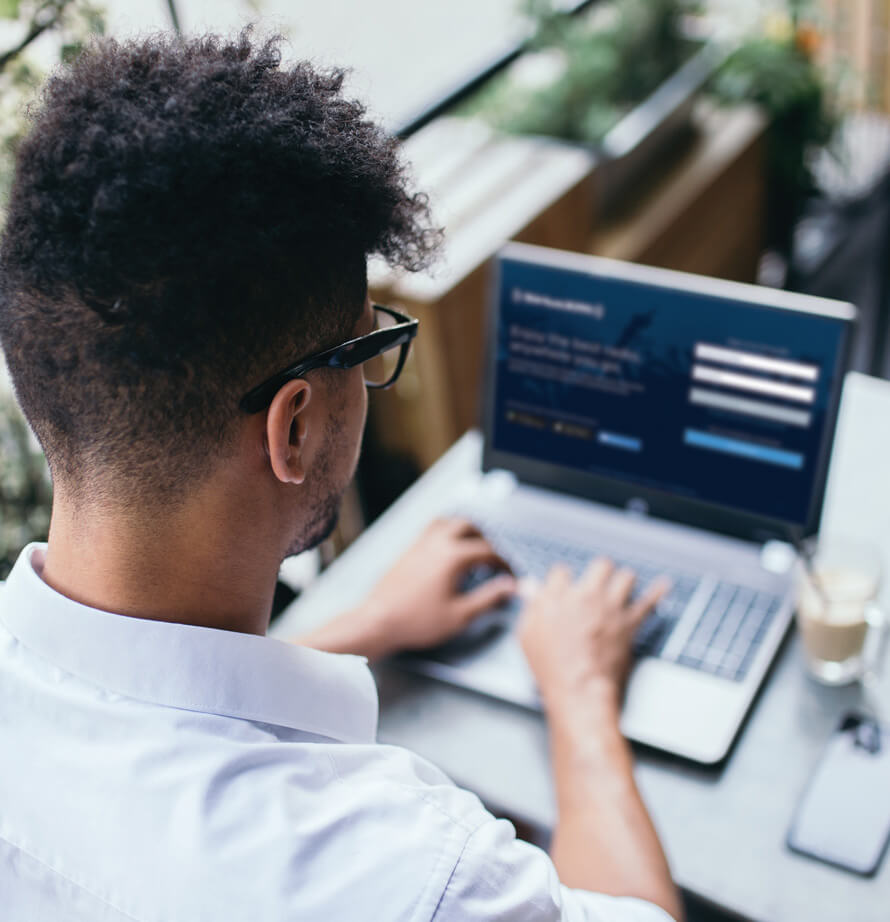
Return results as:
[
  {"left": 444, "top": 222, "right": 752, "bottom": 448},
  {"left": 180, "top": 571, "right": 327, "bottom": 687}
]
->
[{"left": 399, "top": 242, "right": 856, "bottom": 765}]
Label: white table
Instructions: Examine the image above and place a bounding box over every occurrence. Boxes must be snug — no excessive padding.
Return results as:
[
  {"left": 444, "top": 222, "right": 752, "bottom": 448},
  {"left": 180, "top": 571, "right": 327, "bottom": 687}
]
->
[{"left": 273, "top": 371, "right": 890, "bottom": 922}]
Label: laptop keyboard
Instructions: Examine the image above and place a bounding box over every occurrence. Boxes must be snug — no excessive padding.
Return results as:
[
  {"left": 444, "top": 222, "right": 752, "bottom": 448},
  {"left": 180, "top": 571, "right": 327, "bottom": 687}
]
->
[{"left": 470, "top": 522, "right": 783, "bottom": 683}]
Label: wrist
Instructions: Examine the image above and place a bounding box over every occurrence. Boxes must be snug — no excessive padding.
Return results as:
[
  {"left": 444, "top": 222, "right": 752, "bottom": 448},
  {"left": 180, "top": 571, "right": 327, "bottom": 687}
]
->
[
  {"left": 541, "top": 676, "right": 622, "bottom": 722},
  {"left": 292, "top": 603, "right": 394, "bottom": 662},
  {"left": 542, "top": 678, "right": 625, "bottom": 750},
  {"left": 345, "top": 600, "right": 396, "bottom": 661}
]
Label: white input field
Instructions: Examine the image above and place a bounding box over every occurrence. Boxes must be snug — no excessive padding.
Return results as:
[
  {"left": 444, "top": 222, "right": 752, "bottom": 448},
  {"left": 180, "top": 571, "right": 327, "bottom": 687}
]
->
[
  {"left": 689, "top": 388, "right": 813, "bottom": 427},
  {"left": 692, "top": 365, "right": 815, "bottom": 404},
  {"left": 694, "top": 343, "right": 819, "bottom": 382}
]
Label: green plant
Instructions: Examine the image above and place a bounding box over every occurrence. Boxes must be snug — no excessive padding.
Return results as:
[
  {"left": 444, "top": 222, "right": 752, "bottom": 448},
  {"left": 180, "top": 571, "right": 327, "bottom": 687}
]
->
[
  {"left": 0, "top": 385, "right": 52, "bottom": 578},
  {"left": 710, "top": 10, "right": 836, "bottom": 254},
  {"left": 0, "top": 1, "right": 106, "bottom": 211},
  {"left": 457, "top": 0, "right": 696, "bottom": 145},
  {"left": 0, "top": 2, "right": 105, "bottom": 573}
]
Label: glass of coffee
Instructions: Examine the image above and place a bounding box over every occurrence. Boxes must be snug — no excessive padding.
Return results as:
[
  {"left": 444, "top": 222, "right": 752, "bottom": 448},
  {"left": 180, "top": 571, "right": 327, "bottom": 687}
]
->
[{"left": 796, "top": 537, "right": 886, "bottom": 685}]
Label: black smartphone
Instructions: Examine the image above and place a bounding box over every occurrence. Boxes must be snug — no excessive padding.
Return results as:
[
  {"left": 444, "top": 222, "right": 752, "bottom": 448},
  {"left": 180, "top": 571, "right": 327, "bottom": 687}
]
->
[{"left": 787, "top": 712, "right": 890, "bottom": 876}]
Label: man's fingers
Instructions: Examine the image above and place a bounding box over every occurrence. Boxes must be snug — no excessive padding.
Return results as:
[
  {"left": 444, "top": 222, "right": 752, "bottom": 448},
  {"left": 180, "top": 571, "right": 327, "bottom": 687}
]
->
[
  {"left": 545, "top": 563, "right": 573, "bottom": 590},
  {"left": 629, "top": 576, "right": 672, "bottom": 626},
  {"left": 452, "top": 538, "right": 512, "bottom": 574},
  {"left": 578, "top": 556, "right": 614, "bottom": 592},
  {"left": 456, "top": 574, "right": 517, "bottom": 622},
  {"left": 518, "top": 575, "right": 540, "bottom": 601},
  {"left": 442, "top": 517, "right": 483, "bottom": 539},
  {"left": 606, "top": 567, "right": 636, "bottom": 607}
]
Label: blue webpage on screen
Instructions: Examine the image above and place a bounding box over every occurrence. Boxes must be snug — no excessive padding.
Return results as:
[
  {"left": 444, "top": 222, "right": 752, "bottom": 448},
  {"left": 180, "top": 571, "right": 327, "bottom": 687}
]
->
[{"left": 492, "top": 258, "right": 846, "bottom": 524}]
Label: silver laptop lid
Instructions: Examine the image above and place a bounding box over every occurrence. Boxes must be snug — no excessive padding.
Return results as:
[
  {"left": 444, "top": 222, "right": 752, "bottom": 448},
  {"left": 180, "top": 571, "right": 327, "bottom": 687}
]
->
[{"left": 481, "top": 243, "right": 856, "bottom": 544}]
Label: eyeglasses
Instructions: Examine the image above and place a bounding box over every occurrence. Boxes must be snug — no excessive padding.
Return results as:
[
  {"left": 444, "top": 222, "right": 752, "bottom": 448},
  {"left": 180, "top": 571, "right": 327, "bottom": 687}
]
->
[{"left": 239, "top": 304, "right": 419, "bottom": 414}]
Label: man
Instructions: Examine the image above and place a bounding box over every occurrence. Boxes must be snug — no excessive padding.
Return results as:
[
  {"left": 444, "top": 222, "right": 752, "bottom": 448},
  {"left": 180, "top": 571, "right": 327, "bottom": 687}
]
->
[{"left": 0, "top": 32, "right": 682, "bottom": 922}]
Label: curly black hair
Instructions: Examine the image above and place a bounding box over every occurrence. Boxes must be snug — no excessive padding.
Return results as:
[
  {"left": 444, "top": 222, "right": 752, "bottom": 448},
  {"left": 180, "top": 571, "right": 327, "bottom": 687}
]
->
[{"left": 0, "top": 30, "right": 437, "bottom": 501}]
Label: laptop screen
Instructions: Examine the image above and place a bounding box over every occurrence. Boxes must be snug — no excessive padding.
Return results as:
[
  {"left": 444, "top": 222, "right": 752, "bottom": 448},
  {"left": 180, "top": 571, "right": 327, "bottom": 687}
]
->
[{"left": 490, "top": 250, "right": 852, "bottom": 527}]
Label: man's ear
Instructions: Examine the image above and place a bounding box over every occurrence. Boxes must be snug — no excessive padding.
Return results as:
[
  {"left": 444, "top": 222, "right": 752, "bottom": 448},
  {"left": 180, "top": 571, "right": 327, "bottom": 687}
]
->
[{"left": 265, "top": 379, "right": 312, "bottom": 485}]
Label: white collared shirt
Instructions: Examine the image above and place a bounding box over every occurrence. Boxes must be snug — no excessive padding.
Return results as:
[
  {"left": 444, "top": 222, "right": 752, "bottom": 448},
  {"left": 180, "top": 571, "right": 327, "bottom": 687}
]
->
[{"left": 0, "top": 544, "right": 673, "bottom": 922}]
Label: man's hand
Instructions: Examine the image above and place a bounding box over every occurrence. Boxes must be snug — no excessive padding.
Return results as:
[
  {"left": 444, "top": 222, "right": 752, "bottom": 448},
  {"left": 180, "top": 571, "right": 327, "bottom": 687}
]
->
[
  {"left": 519, "top": 559, "right": 683, "bottom": 921},
  {"left": 293, "top": 518, "right": 516, "bottom": 661},
  {"left": 295, "top": 536, "right": 684, "bottom": 917},
  {"left": 518, "top": 558, "right": 670, "bottom": 711},
  {"left": 358, "top": 518, "right": 516, "bottom": 655}
]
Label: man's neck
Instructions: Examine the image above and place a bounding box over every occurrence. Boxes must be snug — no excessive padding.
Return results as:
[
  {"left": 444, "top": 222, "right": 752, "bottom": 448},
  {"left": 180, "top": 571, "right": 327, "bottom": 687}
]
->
[{"left": 41, "top": 482, "right": 281, "bottom": 636}]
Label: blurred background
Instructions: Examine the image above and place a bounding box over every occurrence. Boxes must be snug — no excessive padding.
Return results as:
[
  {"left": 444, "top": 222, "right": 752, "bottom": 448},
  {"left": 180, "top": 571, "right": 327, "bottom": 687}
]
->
[{"left": 2, "top": 0, "right": 890, "bottom": 603}]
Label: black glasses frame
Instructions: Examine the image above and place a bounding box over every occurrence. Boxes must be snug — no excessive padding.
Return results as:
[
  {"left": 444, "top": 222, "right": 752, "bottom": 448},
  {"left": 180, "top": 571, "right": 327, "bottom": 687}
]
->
[{"left": 239, "top": 304, "right": 418, "bottom": 414}]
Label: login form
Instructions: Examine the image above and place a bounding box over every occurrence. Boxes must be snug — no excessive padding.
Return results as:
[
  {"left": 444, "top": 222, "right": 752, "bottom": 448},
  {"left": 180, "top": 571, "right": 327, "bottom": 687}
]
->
[{"left": 491, "top": 256, "right": 848, "bottom": 524}]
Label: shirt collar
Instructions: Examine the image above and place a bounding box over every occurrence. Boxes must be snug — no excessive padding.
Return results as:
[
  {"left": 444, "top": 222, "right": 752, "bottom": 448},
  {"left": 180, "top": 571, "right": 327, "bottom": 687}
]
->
[{"left": 0, "top": 543, "right": 379, "bottom": 743}]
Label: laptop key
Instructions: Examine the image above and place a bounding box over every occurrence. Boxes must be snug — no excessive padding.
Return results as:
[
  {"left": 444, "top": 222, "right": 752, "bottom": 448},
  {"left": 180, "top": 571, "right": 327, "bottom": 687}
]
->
[
  {"left": 725, "top": 592, "right": 782, "bottom": 681},
  {"left": 701, "top": 642, "right": 727, "bottom": 669},
  {"left": 727, "top": 614, "right": 761, "bottom": 658},
  {"left": 687, "top": 602, "right": 726, "bottom": 648},
  {"left": 720, "top": 650, "right": 744, "bottom": 674},
  {"left": 678, "top": 651, "right": 705, "bottom": 670},
  {"left": 633, "top": 611, "right": 676, "bottom": 657},
  {"left": 732, "top": 587, "right": 755, "bottom": 610},
  {"left": 753, "top": 591, "right": 779, "bottom": 611},
  {"left": 711, "top": 600, "right": 750, "bottom": 652}
]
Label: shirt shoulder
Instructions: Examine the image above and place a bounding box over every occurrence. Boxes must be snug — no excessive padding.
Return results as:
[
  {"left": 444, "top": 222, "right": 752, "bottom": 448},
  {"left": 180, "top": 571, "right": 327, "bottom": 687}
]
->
[
  {"left": 0, "top": 553, "right": 674, "bottom": 922},
  {"left": 436, "top": 811, "right": 678, "bottom": 922},
  {"left": 324, "top": 743, "right": 676, "bottom": 922}
]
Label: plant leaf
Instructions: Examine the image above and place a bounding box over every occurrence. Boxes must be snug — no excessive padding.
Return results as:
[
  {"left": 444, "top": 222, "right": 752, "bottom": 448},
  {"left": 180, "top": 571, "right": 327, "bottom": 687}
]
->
[
  {"left": 61, "top": 42, "right": 83, "bottom": 63},
  {"left": 0, "top": 0, "right": 20, "bottom": 19}
]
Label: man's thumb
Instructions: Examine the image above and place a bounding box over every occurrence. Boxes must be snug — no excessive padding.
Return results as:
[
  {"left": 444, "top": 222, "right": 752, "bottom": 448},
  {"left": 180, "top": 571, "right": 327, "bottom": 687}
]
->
[{"left": 457, "top": 573, "right": 517, "bottom": 622}]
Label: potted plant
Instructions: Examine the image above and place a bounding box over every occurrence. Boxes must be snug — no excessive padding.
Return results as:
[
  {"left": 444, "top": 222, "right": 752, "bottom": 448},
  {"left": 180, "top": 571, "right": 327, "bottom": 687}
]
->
[
  {"left": 709, "top": 4, "right": 837, "bottom": 256},
  {"left": 0, "top": 1, "right": 107, "bottom": 575},
  {"left": 453, "top": 0, "right": 725, "bottom": 213},
  {"left": 0, "top": 385, "right": 52, "bottom": 579}
]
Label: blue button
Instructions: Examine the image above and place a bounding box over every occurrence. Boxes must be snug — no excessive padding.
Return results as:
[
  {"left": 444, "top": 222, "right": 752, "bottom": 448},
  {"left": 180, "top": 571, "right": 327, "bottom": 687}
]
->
[
  {"left": 598, "top": 431, "right": 642, "bottom": 452},
  {"left": 684, "top": 429, "right": 804, "bottom": 470}
]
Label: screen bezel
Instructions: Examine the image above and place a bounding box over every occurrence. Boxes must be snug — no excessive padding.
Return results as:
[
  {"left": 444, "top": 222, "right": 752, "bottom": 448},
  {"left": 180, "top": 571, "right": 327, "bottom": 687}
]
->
[{"left": 481, "top": 243, "right": 856, "bottom": 544}]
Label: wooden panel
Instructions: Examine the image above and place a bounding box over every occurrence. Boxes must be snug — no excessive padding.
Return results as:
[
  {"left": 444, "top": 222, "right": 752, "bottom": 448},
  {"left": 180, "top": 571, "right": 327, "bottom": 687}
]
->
[
  {"left": 369, "top": 103, "right": 767, "bottom": 475},
  {"left": 369, "top": 123, "right": 596, "bottom": 470},
  {"left": 590, "top": 102, "right": 767, "bottom": 282}
]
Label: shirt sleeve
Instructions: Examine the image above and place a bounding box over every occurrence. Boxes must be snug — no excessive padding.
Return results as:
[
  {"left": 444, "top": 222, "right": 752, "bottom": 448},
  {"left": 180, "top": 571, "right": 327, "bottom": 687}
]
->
[{"left": 432, "top": 811, "right": 677, "bottom": 922}]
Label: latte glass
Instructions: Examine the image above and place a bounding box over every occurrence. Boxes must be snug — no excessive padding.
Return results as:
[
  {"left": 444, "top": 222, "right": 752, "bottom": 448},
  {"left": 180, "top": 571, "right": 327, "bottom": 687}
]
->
[{"left": 796, "top": 537, "right": 885, "bottom": 685}]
